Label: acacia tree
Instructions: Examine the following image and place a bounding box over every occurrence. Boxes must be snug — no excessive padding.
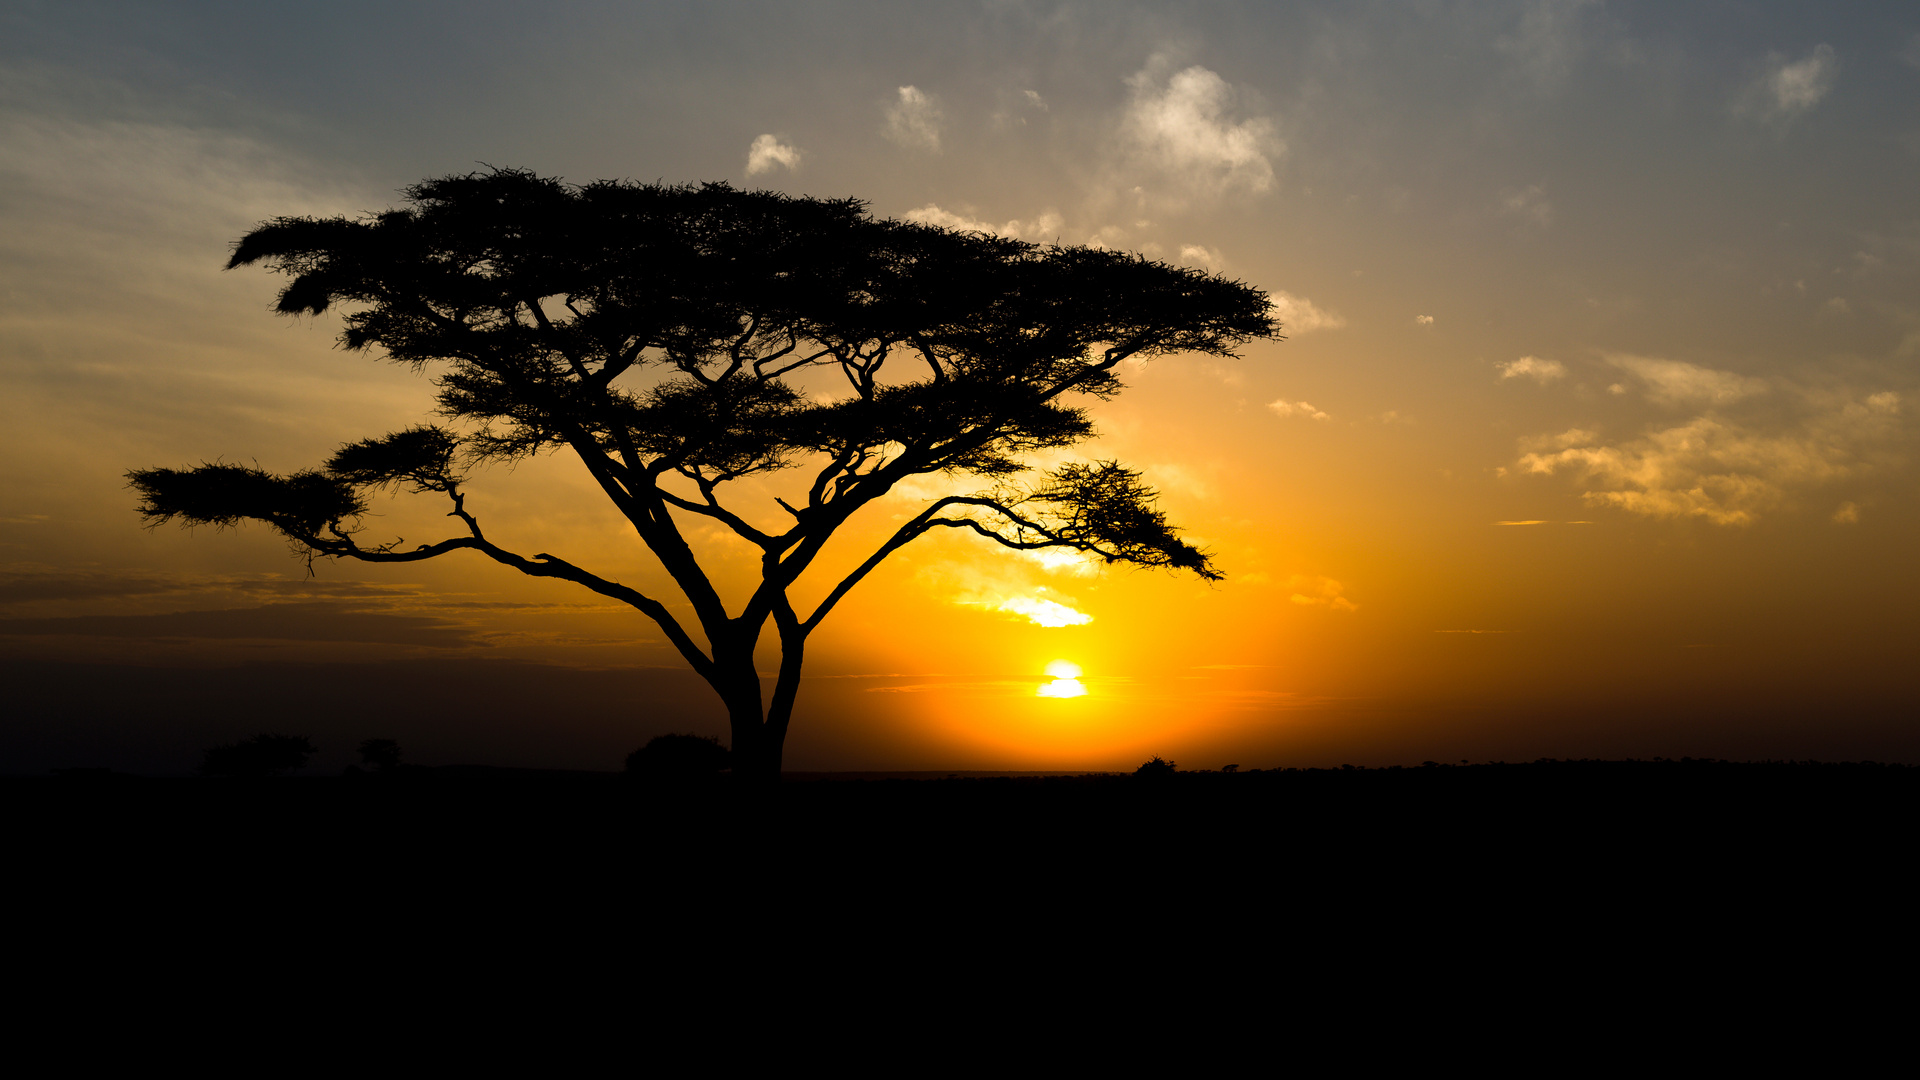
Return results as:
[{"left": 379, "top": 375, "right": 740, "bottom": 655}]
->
[{"left": 130, "top": 169, "right": 1278, "bottom": 780}]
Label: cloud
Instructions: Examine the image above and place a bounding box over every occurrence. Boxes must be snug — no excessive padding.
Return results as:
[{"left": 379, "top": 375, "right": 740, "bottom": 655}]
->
[
  {"left": 1833, "top": 501, "right": 1861, "bottom": 524},
  {"left": 1607, "top": 355, "right": 1767, "bottom": 407},
  {"left": 1120, "top": 60, "right": 1278, "bottom": 200},
  {"left": 744, "top": 133, "right": 801, "bottom": 175},
  {"left": 1500, "top": 184, "right": 1554, "bottom": 226},
  {"left": 1743, "top": 44, "right": 1837, "bottom": 122},
  {"left": 0, "top": 603, "right": 480, "bottom": 648},
  {"left": 902, "top": 204, "right": 1063, "bottom": 241},
  {"left": 884, "top": 86, "right": 942, "bottom": 152},
  {"left": 1415, "top": 315, "right": 1435, "bottom": 326},
  {"left": 1494, "top": 0, "right": 1600, "bottom": 92},
  {"left": 1178, "top": 244, "right": 1220, "bottom": 267},
  {"left": 1024, "top": 89, "right": 1048, "bottom": 111},
  {"left": 1270, "top": 291, "right": 1345, "bottom": 333},
  {"left": 1516, "top": 390, "right": 1902, "bottom": 525},
  {"left": 994, "top": 595, "right": 1093, "bottom": 627},
  {"left": 1288, "top": 576, "right": 1357, "bottom": 612},
  {"left": 1269, "top": 399, "right": 1329, "bottom": 421},
  {"left": 1499, "top": 356, "right": 1566, "bottom": 384}
]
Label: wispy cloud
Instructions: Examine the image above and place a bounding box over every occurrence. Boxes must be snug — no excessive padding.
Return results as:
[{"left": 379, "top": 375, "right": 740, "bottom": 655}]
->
[
  {"left": 1499, "top": 356, "right": 1566, "bottom": 384},
  {"left": 994, "top": 595, "right": 1093, "bottom": 627},
  {"left": 1494, "top": 0, "right": 1600, "bottom": 93},
  {"left": 902, "top": 203, "right": 1063, "bottom": 241},
  {"left": 1516, "top": 389, "right": 1902, "bottom": 525},
  {"left": 1608, "top": 355, "right": 1767, "bottom": 407},
  {"left": 1120, "top": 59, "right": 1278, "bottom": 201},
  {"left": 1288, "top": 575, "right": 1356, "bottom": 612},
  {"left": 1741, "top": 44, "right": 1837, "bottom": 123},
  {"left": 1269, "top": 399, "right": 1329, "bottom": 421},
  {"left": 884, "top": 86, "right": 942, "bottom": 152},
  {"left": 1500, "top": 184, "right": 1554, "bottom": 226},
  {"left": 745, "top": 133, "right": 801, "bottom": 175}
]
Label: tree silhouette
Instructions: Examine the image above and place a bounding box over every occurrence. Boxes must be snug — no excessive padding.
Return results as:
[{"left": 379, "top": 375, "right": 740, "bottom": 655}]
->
[{"left": 129, "top": 169, "right": 1279, "bottom": 781}]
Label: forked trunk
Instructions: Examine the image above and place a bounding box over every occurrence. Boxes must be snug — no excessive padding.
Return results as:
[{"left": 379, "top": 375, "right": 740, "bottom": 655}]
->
[{"left": 710, "top": 653, "right": 783, "bottom": 786}]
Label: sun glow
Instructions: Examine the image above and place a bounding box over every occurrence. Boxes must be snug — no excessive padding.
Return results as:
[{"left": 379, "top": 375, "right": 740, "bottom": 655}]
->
[{"left": 1037, "top": 659, "right": 1088, "bottom": 698}]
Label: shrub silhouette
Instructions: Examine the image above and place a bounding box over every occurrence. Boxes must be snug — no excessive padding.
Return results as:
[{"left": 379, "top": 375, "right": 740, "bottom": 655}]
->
[
  {"left": 1134, "top": 755, "right": 1178, "bottom": 778},
  {"left": 627, "top": 734, "right": 731, "bottom": 779},
  {"left": 200, "top": 734, "right": 317, "bottom": 777},
  {"left": 357, "top": 738, "right": 402, "bottom": 772}
]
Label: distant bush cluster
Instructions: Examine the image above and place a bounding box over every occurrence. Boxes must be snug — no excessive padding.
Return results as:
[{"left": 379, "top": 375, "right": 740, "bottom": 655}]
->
[{"left": 626, "top": 734, "right": 731, "bottom": 780}]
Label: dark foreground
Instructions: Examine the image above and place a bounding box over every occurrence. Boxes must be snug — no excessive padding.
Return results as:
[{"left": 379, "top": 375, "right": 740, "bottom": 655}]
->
[
  {"left": 14, "top": 762, "right": 1911, "bottom": 1029},
  {"left": 10, "top": 760, "right": 1913, "bottom": 969},
  {"left": 16, "top": 759, "right": 1916, "bottom": 891}
]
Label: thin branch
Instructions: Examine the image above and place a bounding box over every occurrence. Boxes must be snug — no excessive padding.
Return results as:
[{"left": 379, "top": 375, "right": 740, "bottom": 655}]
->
[{"left": 306, "top": 519, "right": 716, "bottom": 679}]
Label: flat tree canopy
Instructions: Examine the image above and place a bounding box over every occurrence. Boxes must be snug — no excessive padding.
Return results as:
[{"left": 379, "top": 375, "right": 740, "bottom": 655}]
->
[{"left": 130, "top": 169, "right": 1279, "bottom": 778}]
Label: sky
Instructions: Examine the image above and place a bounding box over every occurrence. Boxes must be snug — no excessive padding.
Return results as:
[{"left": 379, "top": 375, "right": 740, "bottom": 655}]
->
[{"left": 4, "top": 1, "right": 1919, "bottom": 773}]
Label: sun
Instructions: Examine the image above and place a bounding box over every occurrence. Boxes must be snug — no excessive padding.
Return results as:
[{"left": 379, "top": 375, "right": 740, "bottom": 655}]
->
[{"left": 1037, "top": 659, "right": 1087, "bottom": 698}]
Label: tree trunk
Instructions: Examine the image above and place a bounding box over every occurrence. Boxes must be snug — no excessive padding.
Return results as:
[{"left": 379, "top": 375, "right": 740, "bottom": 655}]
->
[
  {"left": 711, "top": 650, "right": 781, "bottom": 786},
  {"left": 729, "top": 709, "right": 783, "bottom": 785}
]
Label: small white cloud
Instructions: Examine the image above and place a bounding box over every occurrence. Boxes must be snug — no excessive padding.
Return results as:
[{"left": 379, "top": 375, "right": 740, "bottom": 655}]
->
[
  {"left": 1833, "top": 501, "right": 1861, "bottom": 524},
  {"left": 1743, "top": 44, "right": 1837, "bottom": 122},
  {"left": 1415, "top": 315, "right": 1435, "bottom": 326},
  {"left": 1287, "top": 575, "right": 1357, "bottom": 612},
  {"left": 885, "top": 86, "right": 943, "bottom": 152},
  {"left": 1820, "top": 297, "right": 1851, "bottom": 316},
  {"left": 1499, "top": 356, "right": 1567, "bottom": 384},
  {"left": 1500, "top": 184, "right": 1554, "bottom": 226},
  {"left": 1270, "top": 290, "right": 1345, "bottom": 334},
  {"left": 1269, "top": 399, "right": 1329, "bottom": 421},
  {"left": 1178, "top": 244, "right": 1220, "bottom": 267},
  {"left": 1023, "top": 89, "right": 1048, "bottom": 111},
  {"left": 744, "top": 134, "right": 801, "bottom": 176},
  {"left": 1121, "top": 60, "right": 1279, "bottom": 199}
]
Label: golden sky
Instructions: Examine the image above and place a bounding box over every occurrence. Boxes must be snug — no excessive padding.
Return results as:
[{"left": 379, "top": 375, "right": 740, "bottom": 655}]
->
[{"left": 4, "top": 2, "right": 1919, "bottom": 772}]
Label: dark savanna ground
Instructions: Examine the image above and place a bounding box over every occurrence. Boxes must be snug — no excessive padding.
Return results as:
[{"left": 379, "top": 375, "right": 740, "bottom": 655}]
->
[
  {"left": 16, "top": 760, "right": 1914, "bottom": 916},
  {"left": 14, "top": 759, "right": 1917, "bottom": 1030}
]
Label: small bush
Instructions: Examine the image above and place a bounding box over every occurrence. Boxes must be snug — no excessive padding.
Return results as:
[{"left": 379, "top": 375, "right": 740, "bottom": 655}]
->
[
  {"left": 357, "top": 738, "right": 403, "bottom": 771},
  {"left": 626, "top": 734, "right": 731, "bottom": 779},
  {"left": 1134, "top": 755, "right": 1178, "bottom": 778}
]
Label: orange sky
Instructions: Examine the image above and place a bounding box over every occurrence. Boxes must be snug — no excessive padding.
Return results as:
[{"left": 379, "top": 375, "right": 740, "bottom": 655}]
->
[{"left": 4, "top": 2, "right": 1919, "bottom": 773}]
